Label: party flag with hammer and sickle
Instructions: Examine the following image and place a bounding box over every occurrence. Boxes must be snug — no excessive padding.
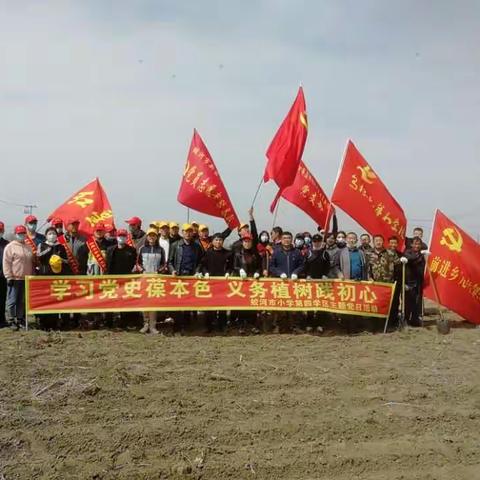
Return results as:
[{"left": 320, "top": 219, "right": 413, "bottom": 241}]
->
[
  {"left": 331, "top": 140, "right": 407, "bottom": 249},
  {"left": 424, "top": 209, "right": 480, "bottom": 324}
]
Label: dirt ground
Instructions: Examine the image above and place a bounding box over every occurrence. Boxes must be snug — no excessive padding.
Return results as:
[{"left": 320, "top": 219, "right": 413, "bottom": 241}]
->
[{"left": 1, "top": 315, "right": 479, "bottom": 480}]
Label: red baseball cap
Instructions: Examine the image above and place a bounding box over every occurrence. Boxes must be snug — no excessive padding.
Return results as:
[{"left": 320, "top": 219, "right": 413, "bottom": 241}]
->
[
  {"left": 51, "top": 217, "right": 63, "bottom": 226},
  {"left": 125, "top": 216, "right": 142, "bottom": 226},
  {"left": 94, "top": 222, "right": 106, "bottom": 232},
  {"left": 241, "top": 232, "right": 253, "bottom": 241},
  {"left": 0, "top": 221, "right": 4, "bottom": 230},
  {"left": 25, "top": 215, "right": 37, "bottom": 224},
  {"left": 15, "top": 225, "right": 27, "bottom": 234},
  {"left": 117, "top": 229, "right": 128, "bottom": 237}
]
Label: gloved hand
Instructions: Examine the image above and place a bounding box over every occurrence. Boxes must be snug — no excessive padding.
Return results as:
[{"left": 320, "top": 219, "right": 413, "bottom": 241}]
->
[
  {"left": 291, "top": 273, "right": 298, "bottom": 280},
  {"left": 306, "top": 275, "right": 312, "bottom": 280},
  {"left": 253, "top": 272, "right": 260, "bottom": 279},
  {"left": 321, "top": 275, "right": 328, "bottom": 280},
  {"left": 239, "top": 269, "right": 247, "bottom": 279},
  {"left": 7, "top": 279, "right": 14, "bottom": 288},
  {"left": 421, "top": 250, "right": 431, "bottom": 256},
  {"left": 400, "top": 256, "right": 408, "bottom": 264},
  {"left": 224, "top": 272, "right": 230, "bottom": 279},
  {"left": 204, "top": 273, "right": 210, "bottom": 279},
  {"left": 194, "top": 272, "right": 203, "bottom": 279},
  {"left": 280, "top": 273, "right": 287, "bottom": 280}
]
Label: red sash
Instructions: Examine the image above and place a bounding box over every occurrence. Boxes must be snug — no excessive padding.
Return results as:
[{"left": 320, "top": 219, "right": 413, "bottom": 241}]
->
[
  {"left": 58, "top": 235, "right": 80, "bottom": 274},
  {"left": 25, "top": 235, "right": 37, "bottom": 254},
  {"left": 86, "top": 237, "right": 107, "bottom": 273},
  {"left": 127, "top": 235, "right": 136, "bottom": 249}
]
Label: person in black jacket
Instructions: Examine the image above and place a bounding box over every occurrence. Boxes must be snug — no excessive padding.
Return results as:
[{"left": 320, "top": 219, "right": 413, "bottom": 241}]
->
[
  {"left": 197, "top": 233, "right": 232, "bottom": 333},
  {"left": 37, "top": 227, "right": 70, "bottom": 330},
  {"left": 0, "top": 221, "right": 9, "bottom": 328},
  {"left": 106, "top": 229, "right": 137, "bottom": 274},
  {"left": 304, "top": 234, "right": 330, "bottom": 279},
  {"left": 232, "top": 233, "right": 262, "bottom": 334},
  {"left": 401, "top": 237, "right": 429, "bottom": 327}
]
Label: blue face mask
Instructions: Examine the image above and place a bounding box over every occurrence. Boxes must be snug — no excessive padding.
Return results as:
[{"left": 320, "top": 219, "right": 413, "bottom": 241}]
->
[
  {"left": 27, "top": 222, "right": 37, "bottom": 233},
  {"left": 117, "top": 237, "right": 127, "bottom": 246},
  {"left": 304, "top": 237, "right": 312, "bottom": 245},
  {"left": 16, "top": 234, "right": 26, "bottom": 242}
]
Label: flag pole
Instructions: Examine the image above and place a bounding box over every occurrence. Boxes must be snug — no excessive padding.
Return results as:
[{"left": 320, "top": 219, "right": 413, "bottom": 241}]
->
[
  {"left": 427, "top": 267, "right": 445, "bottom": 321},
  {"left": 271, "top": 198, "right": 280, "bottom": 229},
  {"left": 251, "top": 176, "right": 264, "bottom": 208},
  {"left": 187, "top": 208, "right": 190, "bottom": 223}
]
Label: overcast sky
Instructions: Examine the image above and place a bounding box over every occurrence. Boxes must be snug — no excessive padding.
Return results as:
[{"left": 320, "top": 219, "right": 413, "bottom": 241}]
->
[{"left": 1, "top": 1, "right": 479, "bottom": 240}]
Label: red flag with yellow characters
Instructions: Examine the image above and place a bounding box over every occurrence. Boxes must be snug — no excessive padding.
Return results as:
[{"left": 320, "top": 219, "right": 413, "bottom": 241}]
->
[
  {"left": 264, "top": 87, "right": 308, "bottom": 190},
  {"left": 48, "top": 178, "right": 114, "bottom": 237},
  {"left": 177, "top": 129, "right": 240, "bottom": 229},
  {"left": 270, "top": 161, "right": 333, "bottom": 228},
  {"left": 424, "top": 210, "right": 480, "bottom": 324},
  {"left": 331, "top": 140, "right": 407, "bottom": 249}
]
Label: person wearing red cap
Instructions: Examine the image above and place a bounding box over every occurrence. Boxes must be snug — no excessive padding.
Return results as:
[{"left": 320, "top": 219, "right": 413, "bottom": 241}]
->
[
  {"left": 24, "top": 214, "right": 45, "bottom": 252},
  {"left": 50, "top": 218, "right": 64, "bottom": 236},
  {"left": 63, "top": 218, "right": 86, "bottom": 263},
  {"left": 77, "top": 222, "right": 109, "bottom": 276},
  {"left": 231, "top": 207, "right": 258, "bottom": 253},
  {"left": 104, "top": 224, "right": 117, "bottom": 247},
  {"left": 0, "top": 221, "right": 9, "bottom": 328},
  {"left": 106, "top": 229, "right": 137, "bottom": 275},
  {"left": 125, "top": 216, "right": 146, "bottom": 251},
  {"left": 2, "top": 225, "right": 35, "bottom": 330}
]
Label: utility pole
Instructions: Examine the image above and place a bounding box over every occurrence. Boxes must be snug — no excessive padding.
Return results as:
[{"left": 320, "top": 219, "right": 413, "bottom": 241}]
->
[{"left": 23, "top": 204, "right": 38, "bottom": 215}]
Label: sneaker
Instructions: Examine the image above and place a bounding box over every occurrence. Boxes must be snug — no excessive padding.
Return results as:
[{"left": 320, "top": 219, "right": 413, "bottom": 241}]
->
[{"left": 139, "top": 324, "right": 149, "bottom": 334}]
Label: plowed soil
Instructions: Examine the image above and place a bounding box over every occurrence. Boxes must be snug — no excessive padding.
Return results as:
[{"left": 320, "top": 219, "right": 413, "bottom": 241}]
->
[{"left": 1, "top": 320, "right": 479, "bottom": 479}]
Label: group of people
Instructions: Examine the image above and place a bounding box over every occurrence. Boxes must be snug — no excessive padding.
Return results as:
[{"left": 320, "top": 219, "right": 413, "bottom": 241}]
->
[{"left": 0, "top": 210, "right": 430, "bottom": 334}]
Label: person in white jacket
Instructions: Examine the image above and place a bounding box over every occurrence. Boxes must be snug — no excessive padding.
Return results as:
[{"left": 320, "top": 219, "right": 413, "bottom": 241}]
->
[{"left": 2, "top": 225, "right": 35, "bottom": 330}]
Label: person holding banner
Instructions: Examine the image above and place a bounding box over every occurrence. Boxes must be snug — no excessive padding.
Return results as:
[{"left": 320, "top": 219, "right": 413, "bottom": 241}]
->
[
  {"left": 168, "top": 223, "right": 203, "bottom": 334},
  {"left": 37, "top": 227, "right": 70, "bottom": 330},
  {"left": 401, "top": 237, "right": 429, "bottom": 327},
  {"left": 198, "top": 233, "right": 233, "bottom": 333},
  {"left": 232, "top": 232, "right": 262, "bottom": 334},
  {"left": 2, "top": 225, "right": 35, "bottom": 330}
]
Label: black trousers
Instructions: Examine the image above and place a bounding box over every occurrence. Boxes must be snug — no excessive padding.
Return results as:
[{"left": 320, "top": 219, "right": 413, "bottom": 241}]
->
[
  {"left": 0, "top": 277, "right": 7, "bottom": 325},
  {"left": 405, "top": 284, "right": 421, "bottom": 326}
]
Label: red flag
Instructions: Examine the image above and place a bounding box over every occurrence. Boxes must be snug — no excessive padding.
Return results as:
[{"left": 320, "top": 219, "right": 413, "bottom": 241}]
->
[
  {"left": 48, "top": 178, "right": 114, "bottom": 237},
  {"left": 264, "top": 87, "right": 308, "bottom": 190},
  {"left": 424, "top": 210, "right": 480, "bottom": 324},
  {"left": 331, "top": 140, "right": 407, "bottom": 249},
  {"left": 177, "top": 130, "right": 240, "bottom": 229},
  {"left": 270, "top": 161, "right": 333, "bottom": 228}
]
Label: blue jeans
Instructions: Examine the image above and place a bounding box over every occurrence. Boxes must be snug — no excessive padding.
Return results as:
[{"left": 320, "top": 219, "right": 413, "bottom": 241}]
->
[{"left": 6, "top": 280, "right": 25, "bottom": 322}]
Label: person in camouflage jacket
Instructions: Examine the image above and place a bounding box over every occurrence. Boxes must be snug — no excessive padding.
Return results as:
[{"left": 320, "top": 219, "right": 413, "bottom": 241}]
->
[{"left": 367, "top": 234, "right": 398, "bottom": 283}]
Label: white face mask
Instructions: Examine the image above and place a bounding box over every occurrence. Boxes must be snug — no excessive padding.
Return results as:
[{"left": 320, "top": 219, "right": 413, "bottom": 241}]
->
[
  {"left": 295, "top": 239, "right": 304, "bottom": 248},
  {"left": 27, "top": 222, "right": 37, "bottom": 233},
  {"left": 260, "top": 234, "right": 269, "bottom": 243},
  {"left": 16, "top": 234, "right": 26, "bottom": 242},
  {"left": 117, "top": 236, "right": 127, "bottom": 246},
  {"left": 46, "top": 233, "right": 58, "bottom": 244}
]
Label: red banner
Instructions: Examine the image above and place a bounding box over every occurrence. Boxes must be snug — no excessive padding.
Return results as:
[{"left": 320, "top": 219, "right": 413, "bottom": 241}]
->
[
  {"left": 26, "top": 275, "right": 394, "bottom": 317},
  {"left": 331, "top": 140, "right": 407, "bottom": 249},
  {"left": 178, "top": 130, "right": 240, "bottom": 229},
  {"left": 264, "top": 87, "right": 308, "bottom": 191},
  {"left": 424, "top": 210, "right": 480, "bottom": 324},
  {"left": 48, "top": 178, "right": 114, "bottom": 237},
  {"left": 271, "top": 161, "right": 332, "bottom": 228}
]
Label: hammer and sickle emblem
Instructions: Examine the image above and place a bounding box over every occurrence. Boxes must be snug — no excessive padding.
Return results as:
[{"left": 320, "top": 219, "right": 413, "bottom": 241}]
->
[
  {"left": 440, "top": 227, "right": 463, "bottom": 253},
  {"left": 299, "top": 112, "right": 308, "bottom": 129},
  {"left": 356, "top": 165, "right": 377, "bottom": 184}
]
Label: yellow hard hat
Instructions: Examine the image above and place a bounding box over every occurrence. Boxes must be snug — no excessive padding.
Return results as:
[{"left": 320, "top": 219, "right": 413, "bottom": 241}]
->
[
  {"left": 182, "top": 223, "right": 193, "bottom": 231},
  {"left": 146, "top": 228, "right": 159, "bottom": 236},
  {"left": 49, "top": 254, "right": 63, "bottom": 274},
  {"left": 169, "top": 221, "right": 179, "bottom": 229},
  {"left": 191, "top": 220, "right": 199, "bottom": 227},
  {"left": 238, "top": 222, "right": 249, "bottom": 231},
  {"left": 158, "top": 221, "right": 169, "bottom": 229},
  {"left": 199, "top": 224, "right": 209, "bottom": 231}
]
